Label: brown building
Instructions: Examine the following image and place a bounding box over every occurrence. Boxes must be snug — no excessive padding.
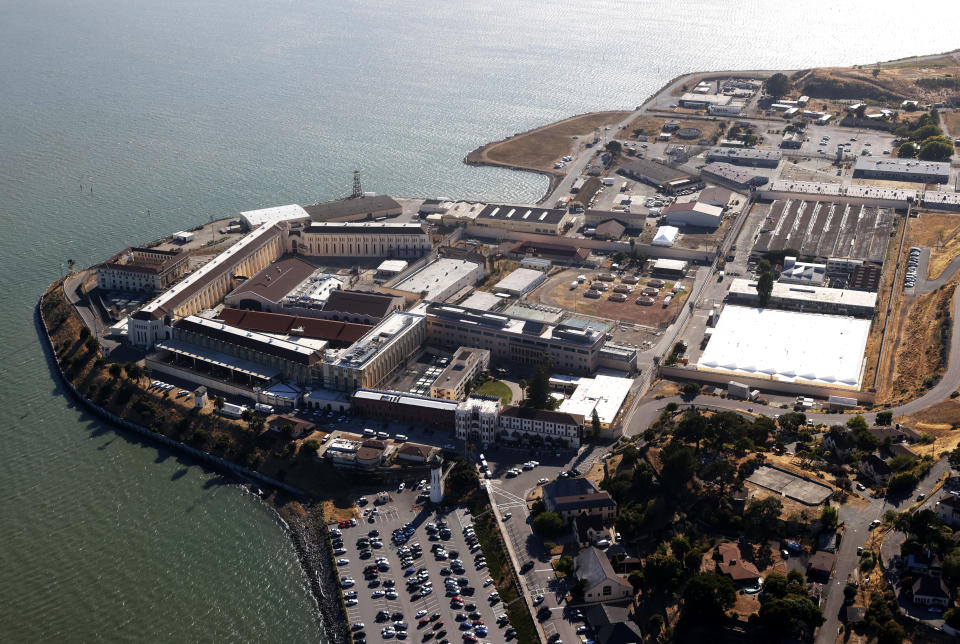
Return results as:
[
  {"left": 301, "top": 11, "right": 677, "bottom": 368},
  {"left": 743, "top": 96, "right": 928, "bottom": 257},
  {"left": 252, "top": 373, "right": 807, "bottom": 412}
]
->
[
  {"left": 266, "top": 414, "right": 315, "bottom": 438},
  {"left": 350, "top": 389, "right": 459, "bottom": 428},
  {"left": 303, "top": 195, "right": 403, "bottom": 222},
  {"left": 97, "top": 246, "right": 189, "bottom": 292},
  {"left": 320, "top": 290, "right": 405, "bottom": 324},
  {"left": 594, "top": 219, "right": 626, "bottom": 241},
  {"left": 216, "top": 308, "right": 371, "bottom": 347}
]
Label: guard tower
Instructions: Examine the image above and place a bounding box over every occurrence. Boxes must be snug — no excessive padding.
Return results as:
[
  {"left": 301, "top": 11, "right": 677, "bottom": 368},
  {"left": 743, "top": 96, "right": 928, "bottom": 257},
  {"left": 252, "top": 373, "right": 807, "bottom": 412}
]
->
[
  {"left": 430, "top": 456, "right": 444, "bottom": 504},
  {"left": 352, "top": 170, "right": 363, "bottom": 199}
]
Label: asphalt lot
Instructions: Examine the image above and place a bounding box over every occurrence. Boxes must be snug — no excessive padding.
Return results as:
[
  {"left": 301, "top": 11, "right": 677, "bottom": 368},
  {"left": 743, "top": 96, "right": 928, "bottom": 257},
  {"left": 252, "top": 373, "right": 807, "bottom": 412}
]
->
[{"left": 334, "top": 488, "right": 513, "bottom": 644}]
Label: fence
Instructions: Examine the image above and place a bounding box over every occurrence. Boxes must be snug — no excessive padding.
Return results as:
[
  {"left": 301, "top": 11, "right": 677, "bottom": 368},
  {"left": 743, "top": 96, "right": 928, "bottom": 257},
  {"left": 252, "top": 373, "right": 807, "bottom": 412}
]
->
[{"left": 659, "top": 365, "right": 876, "bottom": 404}]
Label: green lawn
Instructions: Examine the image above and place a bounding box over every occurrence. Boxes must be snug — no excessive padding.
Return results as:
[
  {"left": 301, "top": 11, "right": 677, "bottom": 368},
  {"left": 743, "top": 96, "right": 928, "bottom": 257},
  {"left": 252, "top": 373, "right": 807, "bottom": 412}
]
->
[{"left": 475, "top": 380, "right": 513, "bottom": 404}]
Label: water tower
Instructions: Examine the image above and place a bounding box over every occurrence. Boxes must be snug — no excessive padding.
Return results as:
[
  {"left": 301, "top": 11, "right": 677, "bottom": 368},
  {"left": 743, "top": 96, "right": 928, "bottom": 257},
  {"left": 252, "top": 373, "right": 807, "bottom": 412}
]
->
[{"left": 429, "top": 456, "right": 444, "bottom": 504}]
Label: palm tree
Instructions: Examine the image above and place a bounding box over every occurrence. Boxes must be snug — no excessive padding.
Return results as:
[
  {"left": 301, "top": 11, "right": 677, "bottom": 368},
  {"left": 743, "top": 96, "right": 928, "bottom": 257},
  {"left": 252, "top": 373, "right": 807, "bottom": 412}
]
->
[
  {"left": 214, "top": 395, "right": 224, "bottom": 429},
  {"left": 518, "top": 379, "right": 527, "bottom": 403}
]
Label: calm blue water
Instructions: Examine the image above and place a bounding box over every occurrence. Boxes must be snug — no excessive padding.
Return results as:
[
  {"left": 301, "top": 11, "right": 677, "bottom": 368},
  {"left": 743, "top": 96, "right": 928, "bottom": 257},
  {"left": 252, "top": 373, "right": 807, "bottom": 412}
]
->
[{"left": 1, "top": 0, "right": 957, "bottom": 640}]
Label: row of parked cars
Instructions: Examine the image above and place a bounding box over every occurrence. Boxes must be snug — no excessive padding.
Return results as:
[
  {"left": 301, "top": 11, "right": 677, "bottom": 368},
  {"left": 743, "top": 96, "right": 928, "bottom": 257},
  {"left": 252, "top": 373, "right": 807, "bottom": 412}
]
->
[{"left": 905, "top": 246, "right": 921, "bottom": 288}]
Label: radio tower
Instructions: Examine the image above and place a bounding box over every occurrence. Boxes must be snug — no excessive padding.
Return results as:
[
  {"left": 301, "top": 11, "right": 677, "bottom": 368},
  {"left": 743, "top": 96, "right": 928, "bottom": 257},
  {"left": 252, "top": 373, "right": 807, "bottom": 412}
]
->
[{"left": 352, "top": 170, "right": 363, "bottom": 199}]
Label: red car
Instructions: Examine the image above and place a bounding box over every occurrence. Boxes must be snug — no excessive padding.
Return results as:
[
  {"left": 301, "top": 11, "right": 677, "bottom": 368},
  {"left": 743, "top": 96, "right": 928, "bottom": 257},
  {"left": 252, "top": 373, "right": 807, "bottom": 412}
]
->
[{"left": 433, "top": 622, "right": 443, "bottom": 630}]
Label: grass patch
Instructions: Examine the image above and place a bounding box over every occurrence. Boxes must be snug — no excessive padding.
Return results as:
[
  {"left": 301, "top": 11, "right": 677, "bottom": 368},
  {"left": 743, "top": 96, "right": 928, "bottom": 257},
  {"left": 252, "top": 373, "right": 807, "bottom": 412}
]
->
[
  {"left": 473, "top": 511, "right": 538, "bottom": 644},
  {"left": 475, "top": 380, "right": 513, "bottom": 404}
]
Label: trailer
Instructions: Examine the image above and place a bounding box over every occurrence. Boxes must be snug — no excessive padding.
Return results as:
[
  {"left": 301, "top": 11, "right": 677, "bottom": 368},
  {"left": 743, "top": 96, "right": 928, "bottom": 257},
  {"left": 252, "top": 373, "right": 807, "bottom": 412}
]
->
[{"left": 828, "top": 395, "right": 858, "bottom": 409}]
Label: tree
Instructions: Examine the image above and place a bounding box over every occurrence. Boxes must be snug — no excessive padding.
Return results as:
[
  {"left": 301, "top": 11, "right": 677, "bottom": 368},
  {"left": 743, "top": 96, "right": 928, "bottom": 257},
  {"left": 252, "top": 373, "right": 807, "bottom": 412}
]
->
[
  {"left": 525, "top": 361, "right": 552, "bottom": 410},
  {"left": 644, "top": 554, "right": 682, "bottom": 593},
  {"left": 744, "top": 497, "right": 783, "bottom": 538},
  {"left": 681, "top": 573, "right": 736, "bottom": 624},
  {"left": 875, "top": 411, "right": 893, "bottom": 426},
  {"left": 84, "top": 336, "right": 100, "bottom": 355},
  {"left": 820, "top": 505, "right": 838, "bottom": 530},
  {"left": 446, "top": 460, "right": 480, "bottom": 499},
  {"left": 897, "top": 141, "right": 917, "bottom": 158},
  {"left": 108, "top": 363, "right": 122, "bottom": 379},
  {"left": 591, "top": 409, "right": 601, "bottom": 439},
  {"left": 948, "top": 445, "right": 960, "bottom": 469},
  {"left": 777, "top": 412, "right": 806, "bottom": 432},
  {"left": 876, "top": 619, "right": 905, "bottom": 644},
  {"left": 659, "top": 441, "right": 697, "bottom": 490},
  {"left": 757, "top": 271, "right": 774, "bottom": 307},
  {"left": 912, "top": 123, "right": 943, "bottom": 140},
  {"left": 919, "top": 135, "right": 955, "bottom": 161},
  {"left": 605, "top": 140, "right": 622, "bottom": 157},
  {"left": 765, "top": 73, "right": 791, "bottom": 99},
  {"left": 532, "top": 511, "right": 565, "bottom": 539},
  {"left": 628, "top": 570, "right": 645, "bottom": 590},
  {"left": 556, "top": 556, "right": 574, "bottom": 576},
  {"left": 886, "top": 471, "right": 919, "bottom": 497},
  {"left": 681, "top": 381, "right": 701, "bottom": 398},
  {"left": 846, "top": 414, "right": 868, "bottom": 431},
  {"left": 302, "top": 439, "right": 320, "bottom": 453},
  {"left": 855, "top": 104, "right": 868, "bottom": 119}
]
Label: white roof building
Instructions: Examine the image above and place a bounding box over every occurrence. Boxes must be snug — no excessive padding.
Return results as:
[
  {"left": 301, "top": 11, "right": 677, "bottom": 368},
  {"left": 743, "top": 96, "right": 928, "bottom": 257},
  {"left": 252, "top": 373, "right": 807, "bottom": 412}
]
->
[
  {"left": 239, "top": 204, "right": 310, "bottom": 229},
  {"left": 662, "top": 201, "right": 723, "bottom": 228},
  {"left": 494, "top": 268, "right": 547, "bottom": 296},
  {"left": 697, "top": 306, "right": 871, "bottom": 389},
  {"left": 652, "top": 226, "right": 679, "bottom": 247},
  {"left": 395, "top": 257, "right": 484, "bottom": 302},
  {"left": 558, "top": 373, "right": 632, "bottom": 426}
]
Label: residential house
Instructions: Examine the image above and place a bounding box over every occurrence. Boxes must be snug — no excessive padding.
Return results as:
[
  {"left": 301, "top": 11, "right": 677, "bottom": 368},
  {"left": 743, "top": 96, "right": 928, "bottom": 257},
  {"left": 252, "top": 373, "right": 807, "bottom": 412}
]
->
[
  {"left": 593, "top": 621, "right": 644, "bottom": 644},
  {"left": 716, "top": 542, "right": 761, "bottom": 587},
  {"left": 912, "top": 575, "right": 950, "bottom": 607},
  {"left": 935, "top": 494, "right": 960, "bottom": 528},
  {"left": 266, "top": 414, "right": 314, "bottom": 438},
  {"left": 574, "top": 547, "right": 633, "bottom": 603},
  {"left": 396, "top": 442, "right": 434, "bottom": 464},
  {"left": 822, "top": 427, "right": 858, "bottom": 460},
  {"left": 542, "top": 477, "right": 618, "bottom": 522},
  {"left": 574, "top": 512, "right": 609, "bottom": 548},
  {"left": 859, "top": 453, "right": 893, "bottom": 485},
  {"left": 807, "top": 550, "right": 836, "bottom": 581},
  {"left": 906, "top": 549, "right": 942, "bottom": 577}
]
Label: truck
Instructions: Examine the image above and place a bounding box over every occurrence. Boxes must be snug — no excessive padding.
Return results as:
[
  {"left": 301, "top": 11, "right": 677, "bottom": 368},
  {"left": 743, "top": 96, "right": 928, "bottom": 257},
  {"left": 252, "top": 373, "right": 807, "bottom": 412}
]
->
[
  {"left": 555, "top": 196, "right": 570, "bottom": 209},
  {"left": 254, "top": 403, "right": 274, "bottom": 415},
  {"left": 828, "top": 395, "right": 858, "bottom": 409},
  {"left": 662, "top": 295, "right": 673, "bottom": 307},
  {"left": 728, "top": 381, "right": 750, "bottom": 400},
  {"left": 220, "top": 402, "right": 247, "bottom": 419},
  {"left": 570, "top": 178, "right": 586, "bottom": 194}
]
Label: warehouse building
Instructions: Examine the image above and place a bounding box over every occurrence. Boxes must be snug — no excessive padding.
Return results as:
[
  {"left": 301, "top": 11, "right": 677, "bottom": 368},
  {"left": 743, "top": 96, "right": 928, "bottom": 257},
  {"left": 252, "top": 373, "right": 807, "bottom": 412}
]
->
[
  {"left": 323, "top": 311, "right": 427, "bottom": 391},
  {"left": 779, "top": 256, "right": 826, "bottom": 286},
  {"left": 557, "top": 373, "right": 633, "bottom": 428},
  {"left": 395, "top": 256, "right": 485, "bottom": 302},
  {"left": 215, "top": 308, "right": 371, "bottom": 347},
  {"left": 679, "top": 93, "right": 732, "bottom": 109},
  {"left": 350, "top": 389, "right": 458, "bottom": 428},
  {"left": 707, "top": 148, "right": 782, "bottom": 168},
  {"left": 429, "top": 347, "right": 491, "bottom": 400},
  {"left": 617, "top": 158, "right": 700, "bottom": 192},
  {"left": 651, "top": 258, "right": 688, "bottom": 277},
  {"left": 494, "top": 267, "right": 547, "bottom": 296},
  {"left": 727, "top": 278, "right": 877, "bottom": 317},
  {"left": 473, "top": 203, "right": 572, "bottom": 235},
  {"left": 302, "top": 195, "right": 402, "bottom": 222},
  {"left": 224, "top": 255, "right": 343, "bottom": 314},
  {"left": 753, "top": 199, "right": 895, "bottom": 264},
  {"left": 698, "top": 305, "right": 871, "bottom": 389},
  {"left": 97, "top": 246, "right": 189, "bottom": 293},
  {"left": 853, "top": 158, "right": 950, "bottom": 184},
  {"left": 701, "top": 163, "right": 769, "bottom": 191},
  {"left": 319, "top": 290, "right": 405, "bottom": 324},
  {"left": 662, "top": 201, "right": 723, "bottom": 228},
  {"left": 697, "top": 187, "right": 733, "bottom": 209}
]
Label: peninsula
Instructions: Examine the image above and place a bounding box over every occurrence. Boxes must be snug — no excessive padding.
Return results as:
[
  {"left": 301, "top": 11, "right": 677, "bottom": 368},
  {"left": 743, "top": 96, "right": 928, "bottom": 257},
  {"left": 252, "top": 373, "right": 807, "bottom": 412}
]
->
[{"left": 41, "top": 50, "right": 960, "bottom": 644}]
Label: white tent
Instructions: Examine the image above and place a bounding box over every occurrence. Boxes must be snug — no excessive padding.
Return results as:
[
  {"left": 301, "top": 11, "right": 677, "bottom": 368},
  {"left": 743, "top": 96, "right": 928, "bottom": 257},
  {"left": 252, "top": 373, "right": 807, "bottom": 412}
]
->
[{"left": 652, "top": 225, "right": 679, "bottom": 247}]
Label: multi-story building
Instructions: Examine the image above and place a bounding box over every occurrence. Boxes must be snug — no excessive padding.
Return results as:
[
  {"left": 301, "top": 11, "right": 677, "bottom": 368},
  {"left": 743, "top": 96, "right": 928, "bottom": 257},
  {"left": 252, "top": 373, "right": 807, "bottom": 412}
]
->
[
  {"left": 454, "top": 396, "right": 584, "bottom": 448},
  {"left": 424, "top": 303, "right": 638, "bottom": 375},
  {"left": 223, "top": 254, "right": 343, "bottom": 314},
  {"left": 430, "top": 347, "right": 490, "bottom": 400},
  {"left": 291, "top": 221, "right": 431, "bottom": 258},
  {"left": 323, "top": 311, "right": 426, "bottom": 391},
  {"left": 97, "top": 247, "right": 189, "bottom": 292},
  {"left": 543, "top": 477, "right": 618, "bottom": 521},
  {"left": 350, "top": 389, "right": 458, "bottom": 427},
  {"left": 726, "top": 278, "right": 877, "bottom": 318},
  {"left": 395, "top": 257, "right": 485, "bottom": 302},
  {"left": 160, "top": 314, "right": 324, "bottom": 386}
]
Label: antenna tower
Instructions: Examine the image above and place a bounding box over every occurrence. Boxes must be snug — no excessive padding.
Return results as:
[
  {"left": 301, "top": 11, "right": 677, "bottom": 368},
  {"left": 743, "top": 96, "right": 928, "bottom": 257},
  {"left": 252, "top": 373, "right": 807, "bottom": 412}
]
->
[{"left": 352, "top": 170, "right": 363, "bottom": 198}]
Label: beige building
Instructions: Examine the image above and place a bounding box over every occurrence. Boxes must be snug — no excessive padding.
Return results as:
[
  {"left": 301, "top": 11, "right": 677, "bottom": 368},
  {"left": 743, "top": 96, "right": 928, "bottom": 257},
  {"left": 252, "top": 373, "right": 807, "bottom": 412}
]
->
[
  {"left": 291, "top": 221, "right": 431, "bottom": 259},
  {"left": 97, "top": 247, "right": 189, "bottom": 292},
  {"left": 323, "top": 311, "right": 426, "bottom": 391},
  {"left": 574, "top": 547, "right": 633, "bottom": 603},
  {"left": 473, "top": 203, "right": 573, "bottom": 236},
  {"left": 430, "top": 347, "right": 490, "bottom": 400}
]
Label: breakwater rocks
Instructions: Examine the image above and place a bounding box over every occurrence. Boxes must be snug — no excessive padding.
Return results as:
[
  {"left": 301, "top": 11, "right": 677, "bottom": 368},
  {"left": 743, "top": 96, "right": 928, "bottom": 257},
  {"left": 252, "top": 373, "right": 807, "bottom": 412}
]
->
[{"left": 275, "top": 498, "right": 348, "bottom": 644}]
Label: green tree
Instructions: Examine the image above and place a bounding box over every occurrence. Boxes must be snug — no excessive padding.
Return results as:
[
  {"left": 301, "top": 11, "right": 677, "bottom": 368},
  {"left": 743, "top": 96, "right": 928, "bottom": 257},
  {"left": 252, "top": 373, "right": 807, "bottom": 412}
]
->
[
  {"left": 659, "top": 441, "right": 696, "bottom": 490},
  {"left": 628, "top": 570, "right": 645, "bottom": 590},
  {"left": 757, "top": 271, "right": 774, "bottom": 307},
  {"left": 605, "top": 140, "right": 622, "bottom": 157},
  {"left": 591, "top": 409, "right": 601, "bottom": 439},
  {"left": 948, "top": 444, "right": 960, "bottom": 469},
  {"left": 681, "top": 381, "right": 701, "bottom": 397},
  {"left": 765, "top": 73, "right": 791, "bottom": 99},
  {"left": 644, "top": 554, "right": 682, "bottom": 593},
  {"left": 897, "top": 141, "right": 917, "bottom": 158},
  {"left": 912, "top": 123, "right": 942, "bottom": 140},
  {"left": 876, "top": 619, "right": 905, "bottom": 644},
  {"left": 875, "top": 411, "right": 893, "bottom": 426},
  {"left": 886, "top": 471, "right": 919, "bottom": 497},
  {"left": 820, "top": 505, "right": 838, "bottom": 530},
  {"left": 302, "top": 439, "right": 320, "bottom": 453},
  {"left": 84, "top": 336, "right": 100, "bottom": 355},
  {"left": 525, "top": 361, "right": 552, "bottom": 410},
  {"left": 919, "top": 135, "right": 955, "bottom": 161},
  {"left": 555, "top": 556, "right": 574, "bottom": 576},
  {"left": 532, "top": 511, "right": 565, "bottom": 539},
  {"left": 681, "top": 573, "right": 736, "bottom": 624},
  {"left": 744, "top": 497, "right": 783, "bottom": 538},
  {"left": 846, "top": 414, "right": 868, "bottom": 431},
  {"left": 108, "top": 363, "right": 122, "bottom": 379}
]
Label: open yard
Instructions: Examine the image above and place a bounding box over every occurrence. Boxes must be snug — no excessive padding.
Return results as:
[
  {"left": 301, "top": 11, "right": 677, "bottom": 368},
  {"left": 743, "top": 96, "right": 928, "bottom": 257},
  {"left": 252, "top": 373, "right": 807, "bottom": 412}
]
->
[
  {"left": 861, "top": 219, "right": 902, "bottom": 395},
  {"left": 795, "top": 55, "right": 960, "bottom": 103},
  {"left": 908, "top": 211, "right": 960, "bottom": 279},
  {"left": 533, "top": 268, "right": 689, "bottom": 329},
  {"left": 942, "top": 110, "right": 960, "bottom": 138},
  {"left": 474, "top": 379, "right": 512, "bottom": 404},
  {"left": 466, "top": 111, "right": 630, "bottom": 173}
]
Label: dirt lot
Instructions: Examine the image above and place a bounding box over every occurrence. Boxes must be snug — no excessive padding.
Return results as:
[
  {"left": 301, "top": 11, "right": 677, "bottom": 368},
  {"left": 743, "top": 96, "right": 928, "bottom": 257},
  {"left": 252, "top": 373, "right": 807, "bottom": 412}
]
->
[
  {"left": 860, "top": 219, "right": 902, "bottom": 393},
  {"left": 795, "top": 55, "right": 960, "bottom": 103},
  {"left": 908, "top": 211, "right": 960, "bottom": 279},
  {"left": 533, "top": 268, "right": 690, "bottom": 329},
  {"left": 621, "top": 114, "right": 665, "bottom": 137},
  {"left": 880, "top": 276, "right": 956, "bottom": 405},
  {"left": 466, "top": 111, "right": 630, "bottom": 173},
  {"left": 942, "top": 110, "right": 960, "bottom": 138}
]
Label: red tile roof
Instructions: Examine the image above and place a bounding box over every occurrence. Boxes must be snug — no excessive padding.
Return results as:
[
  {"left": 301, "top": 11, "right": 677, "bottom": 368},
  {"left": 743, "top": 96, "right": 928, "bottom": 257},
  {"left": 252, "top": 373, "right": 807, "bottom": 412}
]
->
[{"left": 216, "top": 308, "right": 371, "bottom": 344}]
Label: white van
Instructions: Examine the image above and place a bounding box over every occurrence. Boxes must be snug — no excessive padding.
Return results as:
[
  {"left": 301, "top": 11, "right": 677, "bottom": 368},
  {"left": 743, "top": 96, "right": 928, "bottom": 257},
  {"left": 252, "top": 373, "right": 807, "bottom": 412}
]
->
[
  {"left": 363, "top": 428, "right": 375, "bottom": 438},
  {"left": 376, "top": 431, "right": 389, "bottom": 440},
  {"left": 395, "top": 434, "right": 408, "bottom": 443}
]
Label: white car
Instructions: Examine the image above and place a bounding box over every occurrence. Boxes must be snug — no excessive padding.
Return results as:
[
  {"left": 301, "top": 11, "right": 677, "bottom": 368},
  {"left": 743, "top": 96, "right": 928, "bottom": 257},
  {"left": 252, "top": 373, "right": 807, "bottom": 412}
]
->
[
  {"left": 386, "top": 590, "right": 399, "bottom": 600},
  {"left": 346, "top": 598, "right": 358, "bottom": 606},
  {"left": 533, "top": 594, "right": 544, "bottom": 605},
  {"left": 502, "top": 512, "right": 512, "bottom": 520},
  {"left": 483, "top": 578, "right": 494, "bottom": 587},
  {"left": 337, "top": 558, "right": 350, "bottom": 565},
  {"left": 416, "top": 610, "right": 427, "bottom": 618},
  {"left": 537, "top": 478, "right": 548, "bottom": 485},
  {"left": 341, "top": 577, "right": 355, "bottom": 588},
  {"left": 372, "top": 590, "right": 385, "bottom": 598},
  {"left": 398, "top": 482, "right": 405, "bottom": 492}
]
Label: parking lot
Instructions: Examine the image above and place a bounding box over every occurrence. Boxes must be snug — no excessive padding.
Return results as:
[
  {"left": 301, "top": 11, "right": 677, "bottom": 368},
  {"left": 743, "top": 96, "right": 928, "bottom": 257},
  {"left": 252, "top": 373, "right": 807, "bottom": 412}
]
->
[{"left": 333, "top": 487, "right": 515, "bottom": 644}]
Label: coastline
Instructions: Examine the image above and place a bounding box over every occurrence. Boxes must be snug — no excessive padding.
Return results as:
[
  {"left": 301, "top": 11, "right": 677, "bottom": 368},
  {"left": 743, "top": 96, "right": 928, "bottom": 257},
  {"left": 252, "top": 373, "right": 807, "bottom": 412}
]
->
[{"left": 35, "top": 286, "right": 348, "bottom": 644}]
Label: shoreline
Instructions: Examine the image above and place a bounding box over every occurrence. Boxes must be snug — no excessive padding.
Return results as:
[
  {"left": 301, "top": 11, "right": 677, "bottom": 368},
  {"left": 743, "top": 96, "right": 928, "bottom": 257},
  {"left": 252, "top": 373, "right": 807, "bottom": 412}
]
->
[{"left": 35, "top": 287, "right": 348, "bottom": 644}]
